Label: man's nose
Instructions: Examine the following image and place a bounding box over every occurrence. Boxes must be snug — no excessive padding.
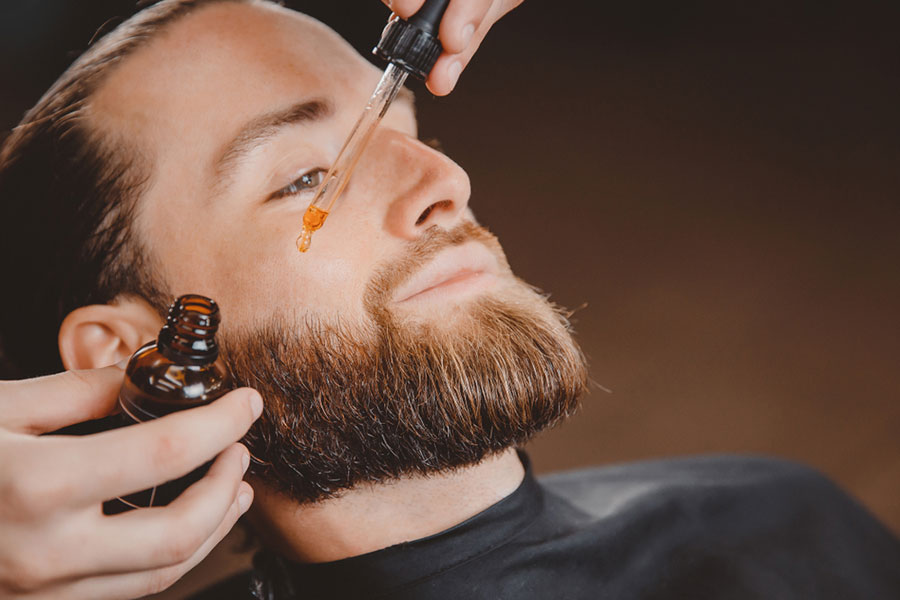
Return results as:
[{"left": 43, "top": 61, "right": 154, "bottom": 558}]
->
[{"left": 362, "top": 129, "right": 471, "bottom": 240}]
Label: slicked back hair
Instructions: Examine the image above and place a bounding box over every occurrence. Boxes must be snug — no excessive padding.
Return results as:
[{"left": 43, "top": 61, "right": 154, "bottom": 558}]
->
[{"left": 0, "top": 0, "right": 254, "bottom": 378}]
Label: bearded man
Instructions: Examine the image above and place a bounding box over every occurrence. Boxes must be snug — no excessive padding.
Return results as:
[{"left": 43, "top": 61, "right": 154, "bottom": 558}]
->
[{"left": 0, "top": 1, "right": 898, "bottom": 599}]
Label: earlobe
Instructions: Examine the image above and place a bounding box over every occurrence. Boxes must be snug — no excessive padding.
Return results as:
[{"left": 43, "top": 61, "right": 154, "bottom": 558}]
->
[{"left": 58, "top": 298, "right": 162, "bottom": 370}]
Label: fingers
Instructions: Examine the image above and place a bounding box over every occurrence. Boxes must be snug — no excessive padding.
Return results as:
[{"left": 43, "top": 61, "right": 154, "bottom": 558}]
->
[
  {"left": 24, "top": 479, "right": 253, "bottom": 600},
  {"left": 382, "top": 0, "right": 493, "bottom": 54},
  {"left": 81, "top": 444, "right": 251, "bottom": 576},
  {"left": 85, "top": 492, "right": 250, "bottom": 600},
  {"left": 0, "top": 365, "right": 124, "bottom": 434},
  {"left": 44, "top": 388, "right": 262, "bottom": 506},
  {"left": 379, "top": 0, "right": 524, "bottom": 95},
  {"left": 426, "top": 0, "right": 523, "bottom": 96},
  {"left": 426, "top": 25, "right": 485, "bottom": 97},
  {"left": 438, "top": 0, "right": 493, "bottom": 55}
]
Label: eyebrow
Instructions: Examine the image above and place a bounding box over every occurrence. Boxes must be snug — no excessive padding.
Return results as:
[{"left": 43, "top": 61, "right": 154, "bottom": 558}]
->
[
  {"left": 213, "top": 98, "right": 334, "bottom": 181},
  {"left": 212, "top": 87, "right": 417, "bottom": 187}
]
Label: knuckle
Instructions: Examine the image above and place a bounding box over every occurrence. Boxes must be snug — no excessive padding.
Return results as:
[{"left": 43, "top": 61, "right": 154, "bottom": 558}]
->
[
  {"left": 0, "top": 478, "right": 30, "bottom": 518},
  {"left": 0, "top": 551, "right": 48, "bottom": 594},
  {"left": 1, "top": 470, "right": 59, "bottom": 518},
  {"left": 145, "top": 566, "right": 182, "bottom": 596},
  {"left": 166, "top": 538, "right": 198, "bottom": 565},
  {"left": 157, "top": 523, "right": 204, "bottom": 565},
  {"left": 31, "top": 479, "right": 72, "bottom": 515},
  {"left": 221, "top": 495, "right": 241, "bottom": 527}
]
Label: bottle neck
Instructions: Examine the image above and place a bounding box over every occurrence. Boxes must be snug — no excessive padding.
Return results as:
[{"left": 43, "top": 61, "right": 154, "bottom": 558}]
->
[{"left": 157, "top": 295, "right": 221, "bottom": 365}]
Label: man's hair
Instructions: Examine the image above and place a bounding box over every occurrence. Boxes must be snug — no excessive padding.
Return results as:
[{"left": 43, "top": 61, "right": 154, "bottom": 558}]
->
[{"left": 0, "top": 0, "right": 254, "bottom": 378}]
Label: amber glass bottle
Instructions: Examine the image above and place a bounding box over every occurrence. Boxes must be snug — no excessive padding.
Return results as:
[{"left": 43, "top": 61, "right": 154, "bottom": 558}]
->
[{"left": 110, "top": 294, "right": 233, "bottom": 512}]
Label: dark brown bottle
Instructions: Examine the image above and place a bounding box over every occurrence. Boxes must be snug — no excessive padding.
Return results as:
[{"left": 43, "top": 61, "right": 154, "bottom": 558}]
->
[{"left": 108, "top": 294, "right": 232, "bottom": 512}]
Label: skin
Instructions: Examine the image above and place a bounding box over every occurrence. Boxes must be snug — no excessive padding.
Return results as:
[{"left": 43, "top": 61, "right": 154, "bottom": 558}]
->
[
  {"left": 86, "top": 4, "right": 481, "bottom": 333},
  {"left": 0, "top": 367, "right": 262, "bottom": 600},
  {"left": 0, "top": 2, "right": 526, "bottom": 598},
  {"left": 78, "top": 1, "right": 527, "bottom": 560}
]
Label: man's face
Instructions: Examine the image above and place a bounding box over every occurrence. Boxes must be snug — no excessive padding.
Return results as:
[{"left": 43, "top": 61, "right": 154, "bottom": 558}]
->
[
  {"left": 92, "top": 2, "right": 493, "bottom": 330},
  {"left": 91, "top": 2, "right": 586, "bottom": 502}
]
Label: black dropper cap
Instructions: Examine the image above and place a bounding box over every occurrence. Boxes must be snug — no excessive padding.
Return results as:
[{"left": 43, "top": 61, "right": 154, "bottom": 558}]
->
[{"left": 373, "top": 0, "right": 450, "bottom": 80}]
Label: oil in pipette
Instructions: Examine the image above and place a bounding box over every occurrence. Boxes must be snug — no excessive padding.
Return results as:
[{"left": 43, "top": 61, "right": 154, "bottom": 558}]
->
[
  {"left": 294, "top": 62, "right": 408, "bottom": 253},
  {"left": 295, "top": 0, "right": 448, "bottom": 253},
  {"left": 297, "top": 205, "right": 329, "bottom": 253}
]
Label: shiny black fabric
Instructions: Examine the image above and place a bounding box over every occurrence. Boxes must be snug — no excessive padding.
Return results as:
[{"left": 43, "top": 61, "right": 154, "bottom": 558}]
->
[{"left": 194, "top": 454, "right": 900, "bottom": 599}]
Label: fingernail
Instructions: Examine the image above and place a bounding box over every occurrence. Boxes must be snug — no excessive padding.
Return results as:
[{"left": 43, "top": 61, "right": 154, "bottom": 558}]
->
[
  {"left": 448, "top": 61, "right": 463, "bottom": 89},
  {"left": 248, "top": 391, "right": 263, "bottom": 419},
  {"left": 461, "top": 24, "right": 475, "bottom": 47},
  {"left": 238, "top": 491, "right": 252, "bottom": 513},
  {"left": 114, "top": 357, "right": 130, "bottom": 371},
  {"left": 241, "top": 450, "right": 251, "bottom": 474}
]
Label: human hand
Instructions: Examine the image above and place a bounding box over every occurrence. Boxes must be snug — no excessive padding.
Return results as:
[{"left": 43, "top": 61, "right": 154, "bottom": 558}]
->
[
  {"left": 0, "top": 365, "right": 263, "bottom": 599},
  {"left": 382, "top": 0, "right": 525, "bottom": 95}
]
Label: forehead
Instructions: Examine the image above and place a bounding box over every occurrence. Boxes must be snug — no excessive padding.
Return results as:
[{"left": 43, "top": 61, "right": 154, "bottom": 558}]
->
[{"left": 89, "top": 2, "right": 379, "bottom": 162}]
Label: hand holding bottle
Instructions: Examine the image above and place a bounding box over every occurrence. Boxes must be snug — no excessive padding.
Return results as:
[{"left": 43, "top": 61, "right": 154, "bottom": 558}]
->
[
  {"left": 0, "top": 365, "right": 262, "bottom": 600},
  {"left": 382, "top": 0, "right": 525, "bottom": 95}
]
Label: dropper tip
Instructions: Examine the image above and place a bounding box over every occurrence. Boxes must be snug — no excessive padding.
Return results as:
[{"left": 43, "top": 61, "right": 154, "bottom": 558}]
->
[{"left": 296, "top": 229, "right": 313, "bottom": 253}]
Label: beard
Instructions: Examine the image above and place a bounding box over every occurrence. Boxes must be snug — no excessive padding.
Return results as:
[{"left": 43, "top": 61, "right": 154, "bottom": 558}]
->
[{"left": 221, "top": 222, "right": 588, "bottom": 504}]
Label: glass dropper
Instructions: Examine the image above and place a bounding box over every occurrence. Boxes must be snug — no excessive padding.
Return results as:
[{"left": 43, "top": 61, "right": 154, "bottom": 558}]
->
[
  {"left": 296, "top": 0, "right": 450, "bottom": 253},
  {"left": 296, "top": 63, "right": 408, "bottom": 253}
]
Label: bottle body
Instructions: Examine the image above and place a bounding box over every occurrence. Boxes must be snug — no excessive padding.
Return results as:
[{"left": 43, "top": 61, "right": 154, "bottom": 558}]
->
[
  {"left": 118, "top": 341, "right": 232, "bottom": 421},
  {"left": 105, "top": 295, "right": 233, "bottom": 513}
]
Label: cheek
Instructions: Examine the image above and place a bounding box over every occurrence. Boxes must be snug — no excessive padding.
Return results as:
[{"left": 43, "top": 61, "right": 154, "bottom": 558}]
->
[
  {"left": 141, "top": 187, "right": 374, "bottom": 329},
  {"left": 195, "top": 218, "right": 371, "bottom": 328}
]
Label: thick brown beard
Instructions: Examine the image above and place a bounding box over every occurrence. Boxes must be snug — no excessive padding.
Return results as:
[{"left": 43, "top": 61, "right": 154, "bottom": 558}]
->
[{"left": 221, "top": 223, "right": 588, "bottom": 504}]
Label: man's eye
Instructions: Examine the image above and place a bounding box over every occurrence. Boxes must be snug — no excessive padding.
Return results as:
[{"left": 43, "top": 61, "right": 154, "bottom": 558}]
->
[{"left": 270, "top": 168, "right": 326, "bottom": 200}]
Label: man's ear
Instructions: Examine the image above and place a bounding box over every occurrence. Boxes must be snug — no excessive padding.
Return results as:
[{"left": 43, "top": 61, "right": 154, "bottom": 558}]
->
[{"left": 58, "top": 297, "right": 164, "bottom": 370}]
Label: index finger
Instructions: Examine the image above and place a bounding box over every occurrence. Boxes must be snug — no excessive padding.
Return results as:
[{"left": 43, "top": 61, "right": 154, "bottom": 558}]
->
[
  {"left": 437, "top": 0, "right": 492, "bottom": 55},
  {"left": 47, "top": 387, "right": 262, "bottom": 505},
  {"left": 0, "top": 365, "right": 124, "bottom": 434}
]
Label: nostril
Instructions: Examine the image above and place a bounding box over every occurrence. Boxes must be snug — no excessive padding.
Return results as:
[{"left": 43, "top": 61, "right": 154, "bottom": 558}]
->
[
  {"left": 415, "top": 200, "right": 452, "bottom": 226},
  {"left": 415, "top": 205, "right": 435, "bottom": 226}
]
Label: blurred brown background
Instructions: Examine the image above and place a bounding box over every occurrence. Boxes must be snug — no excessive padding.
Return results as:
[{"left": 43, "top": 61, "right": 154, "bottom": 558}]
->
[{"left": 2, "top": 0, "right": 898, "bottom": 596}]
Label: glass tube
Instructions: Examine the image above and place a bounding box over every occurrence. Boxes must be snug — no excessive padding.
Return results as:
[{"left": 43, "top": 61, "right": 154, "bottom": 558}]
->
[{"left": 297, "top": 62, "right": 409, "bottom": 252}]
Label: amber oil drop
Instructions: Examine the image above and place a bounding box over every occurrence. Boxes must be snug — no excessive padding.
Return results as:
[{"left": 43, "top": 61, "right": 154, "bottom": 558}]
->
[{"left": 297, "top": 205, "right": 330, "bottom": 253}]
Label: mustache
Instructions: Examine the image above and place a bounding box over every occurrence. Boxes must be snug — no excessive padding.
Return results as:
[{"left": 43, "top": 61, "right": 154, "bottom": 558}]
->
[{"left": 364, "top": 221, "right": 505, "bottom": 314}]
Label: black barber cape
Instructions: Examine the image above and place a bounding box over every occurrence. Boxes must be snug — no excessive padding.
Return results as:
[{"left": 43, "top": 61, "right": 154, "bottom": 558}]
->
[{"left": 195, "top": 453, "right": 900, "bottom": 599}]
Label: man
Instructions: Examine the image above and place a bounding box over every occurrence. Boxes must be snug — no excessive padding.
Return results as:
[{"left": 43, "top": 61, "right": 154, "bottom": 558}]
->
[{"left": 0, "top": 1, "right": 898, "bottom": 599}]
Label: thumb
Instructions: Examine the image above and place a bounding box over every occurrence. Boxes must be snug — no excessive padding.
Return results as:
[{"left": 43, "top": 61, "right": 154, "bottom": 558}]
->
[{"left": 0, "top": 363, "right": 126, "bottom": 435}]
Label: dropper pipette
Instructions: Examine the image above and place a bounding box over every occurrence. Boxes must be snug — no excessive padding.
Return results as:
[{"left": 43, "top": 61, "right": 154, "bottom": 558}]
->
[{"left": 297, "top": 0, "right": 450, "bottom": 253}]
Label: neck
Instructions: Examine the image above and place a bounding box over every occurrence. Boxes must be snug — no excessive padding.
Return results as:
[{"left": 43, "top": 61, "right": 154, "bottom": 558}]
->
[{"left": 247, "top": 448, "right": 525, "bottom": 563}]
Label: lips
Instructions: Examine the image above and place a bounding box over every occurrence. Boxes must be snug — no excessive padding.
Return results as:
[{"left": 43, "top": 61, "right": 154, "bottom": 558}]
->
[{"left": 393, "top": 242, "right": 500, "bottom": 304}]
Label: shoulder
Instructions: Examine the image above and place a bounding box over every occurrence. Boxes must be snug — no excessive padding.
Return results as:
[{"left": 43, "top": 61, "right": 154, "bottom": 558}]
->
[
  {"left": 539, "top": 454, "right": 841, "bottom": 518},
  {"left": 536, "top": 455, "right": 900, "bottom": 598}
]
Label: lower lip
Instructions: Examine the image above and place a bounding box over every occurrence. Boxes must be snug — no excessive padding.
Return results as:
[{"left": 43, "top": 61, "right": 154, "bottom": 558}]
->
[{"left": 397, "top": 270, "right": 497, "bottom": 303}]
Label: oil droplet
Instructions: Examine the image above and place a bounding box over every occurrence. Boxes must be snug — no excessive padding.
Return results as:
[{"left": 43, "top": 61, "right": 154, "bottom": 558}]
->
[
  {"left": 304, "top": 205, "right": 329, "bottom": 230},
  {"left": 296, "top": 206, "right": 329, "bottom": 253}
]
